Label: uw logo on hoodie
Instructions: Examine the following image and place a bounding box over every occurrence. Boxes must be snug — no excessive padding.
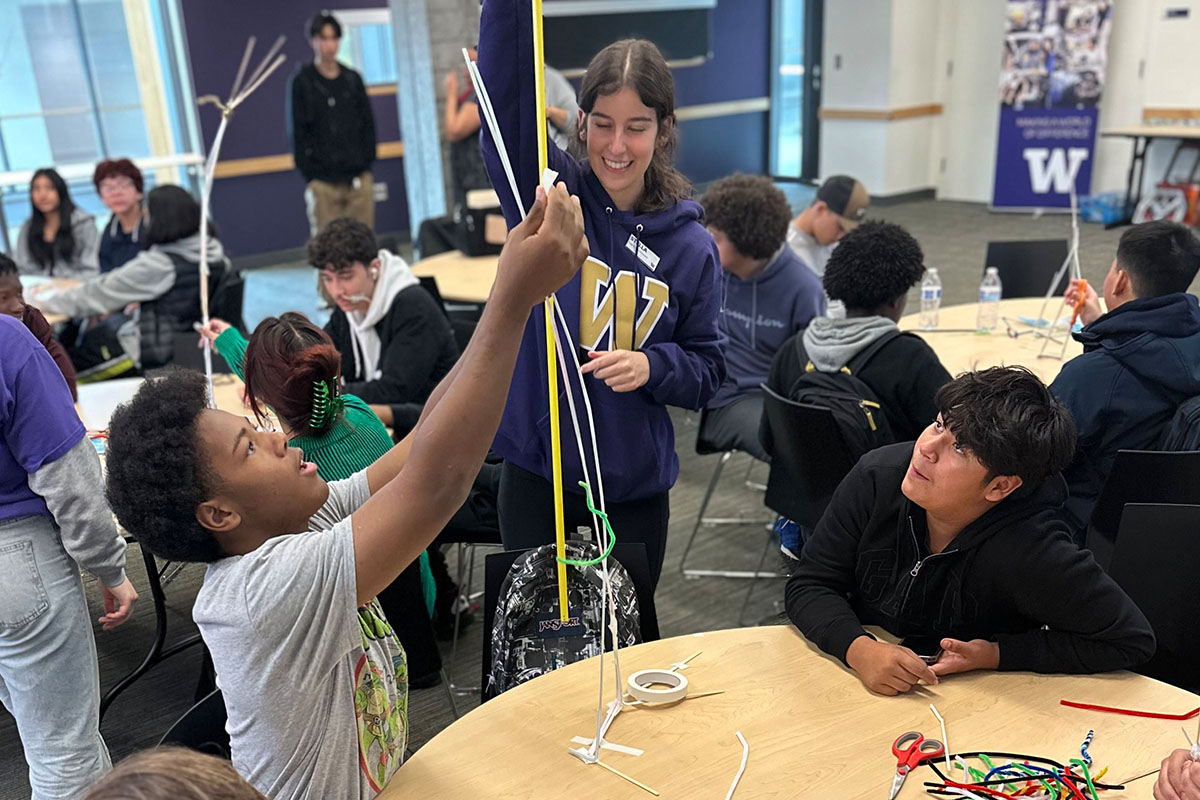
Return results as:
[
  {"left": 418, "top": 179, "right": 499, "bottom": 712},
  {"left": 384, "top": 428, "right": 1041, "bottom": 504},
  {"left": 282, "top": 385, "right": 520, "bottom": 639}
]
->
[{"left": 578, "top": 256, "right": 669, "bottom": 350}]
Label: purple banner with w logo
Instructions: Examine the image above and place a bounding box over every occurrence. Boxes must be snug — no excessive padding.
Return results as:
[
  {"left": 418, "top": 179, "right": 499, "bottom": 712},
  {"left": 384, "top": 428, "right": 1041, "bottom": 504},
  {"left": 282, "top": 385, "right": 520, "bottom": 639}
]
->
[{"left": 993, "top": 0, "right": 1113, "bottom": 209}]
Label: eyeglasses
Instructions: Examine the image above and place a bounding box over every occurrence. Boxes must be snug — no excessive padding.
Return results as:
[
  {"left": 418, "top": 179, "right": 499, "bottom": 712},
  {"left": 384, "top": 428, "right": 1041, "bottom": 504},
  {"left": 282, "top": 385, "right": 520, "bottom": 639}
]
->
[{"left": 98, "top": 179, "right": 136, "bottom": 195}]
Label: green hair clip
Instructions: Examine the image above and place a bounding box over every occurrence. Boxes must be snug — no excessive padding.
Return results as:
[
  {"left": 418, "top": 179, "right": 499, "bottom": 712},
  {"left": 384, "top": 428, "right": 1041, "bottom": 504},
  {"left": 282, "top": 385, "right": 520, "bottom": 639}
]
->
[{"left": 310, "top": 379, "right": 344, "bottom": 431}]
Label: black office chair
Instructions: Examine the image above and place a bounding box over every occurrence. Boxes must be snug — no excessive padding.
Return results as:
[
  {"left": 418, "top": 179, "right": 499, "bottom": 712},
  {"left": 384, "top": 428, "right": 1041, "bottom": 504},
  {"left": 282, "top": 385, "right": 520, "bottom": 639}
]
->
[
  {"left": 1085, "top": 450, "right": 1200, "bottom": 570},
  {"left": 740, "top": 386, "right": 862, "bottom": 623},
  {"left": 1108, "top": 503, "right": 1200, "bottom": 692},
  {"left": 100, "top": 541, "right": 205, "bottom": 721},
  {"left": 158, "top": 689, "right": 230, "bottom": 758},
  {"left": 761, "top": 385, "right": 857, "bottom": 530},
  {"left": 209, "top": 267, "right": 247, "bottom": 332},
  {"left": 419, "top": 274, "right": 477, "bottom": 352},
  {"left": 480, "top": 542, "right": 659, "bottom": 703},
  {"left": 676, "top": 408, "right": 773, "bottom": 579},
  {"left": 983, "top": 239, "right": 1071, "bottom": 298},
  {"left": 171, "top": 332, "right": 233, "bottom": 373}
]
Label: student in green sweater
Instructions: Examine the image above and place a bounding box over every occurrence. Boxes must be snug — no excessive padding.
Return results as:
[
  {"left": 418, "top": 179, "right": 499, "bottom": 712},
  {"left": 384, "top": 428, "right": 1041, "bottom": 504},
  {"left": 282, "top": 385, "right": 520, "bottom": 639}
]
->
[{"left": 199, "top": 312, "right": 443, "bottom": 685}]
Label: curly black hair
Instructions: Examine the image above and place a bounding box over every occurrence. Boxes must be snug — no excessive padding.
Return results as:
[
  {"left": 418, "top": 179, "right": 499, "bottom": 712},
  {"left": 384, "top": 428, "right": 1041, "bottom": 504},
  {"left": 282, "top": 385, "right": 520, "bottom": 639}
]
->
[
  {"left": 822, "top": 220, "right": 925, "bottom": 312},
  {"left": 936, "top": 366, "right": 1076, "bottom": 490},
  {"left": 308, "top": 216, "right": 377, "bottom": 271},
  {"left": 105, "top": 369, "right": 227, "bottom": 563},
  {"left": 699, "top": 174, "right": 792, "bottom": 260}
]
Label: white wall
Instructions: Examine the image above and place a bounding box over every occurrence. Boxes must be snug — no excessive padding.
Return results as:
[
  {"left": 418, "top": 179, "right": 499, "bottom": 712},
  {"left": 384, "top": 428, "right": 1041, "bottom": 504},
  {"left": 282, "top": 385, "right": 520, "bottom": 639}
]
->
[
  {"left": 932, "top": 0, "right": 1006, "bottom": 201},
  {"left": 819, "top": 0, "right": 893, "bottom": 187},
  {"left": 821, "top": 120, "right": 890, "bottom": 190},
  {"left": 889, "top": 0, "right": 942, "bottom": 107},
  {"left": 821, "top": 0, "right": 893, "bottom": 108},
  {"left": 1143, "top": 0, "right": 1200, "bottom": 107},
  {"left": 820, "top": 0, "right": 947, "bottom": 195},
  {"left": 1091, "top": 0, "right": 1149, "bottom": 194},
  {"left": 822, "top": 0, "right": 1200, "bottom": 202},
  {"left": 884, "top": 0, "right": 944, "bottom": 193}
]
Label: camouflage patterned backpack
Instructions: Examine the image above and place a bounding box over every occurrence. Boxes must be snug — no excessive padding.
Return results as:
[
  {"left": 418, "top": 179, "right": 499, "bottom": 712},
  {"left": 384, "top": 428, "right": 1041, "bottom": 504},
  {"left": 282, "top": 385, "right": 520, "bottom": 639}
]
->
[{"left": 487, "top": 541, "right": 641, "bottom": 697}]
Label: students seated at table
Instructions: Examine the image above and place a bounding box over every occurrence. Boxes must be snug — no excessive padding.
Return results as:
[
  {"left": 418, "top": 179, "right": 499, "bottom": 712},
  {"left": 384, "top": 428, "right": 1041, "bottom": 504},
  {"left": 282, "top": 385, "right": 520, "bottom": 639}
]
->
[
  {"left": 198, "top": 311, "right": 445, "bottom": 686},
  {"left": 103, "top": 184, "right": 587, "bottom": 800},
  {"left": 1049, "top": 220, "right": 1200, "bottom": 542},
  {"left": 787, "top": 174, "right": 869, "bottom": 280},
  {"left": 34, "top": 185, "right": 229, "bottom": 371},
  {"left": 1154, "top": 748, "right": 1200, "bottom": 800},
  {"left": 93, "top": 158, "right": 146, "bottom": 273},
  {"left": 700, "top": 174, "right": 824, "bottom": 462},
  {"left": 313, "top": 216, "right": 459, "bottom": 438},
  {"left": 786, "top": 366, "right": 1154, "bottom": 696},
  {"left": 83, "top": 748, "right": 266, "bottom": 800},
  {"left": 764, "top": 220, "right": 951, "bottom": 447},
  {"left": 14, "top": 167, "right": 99, "bottom": 278},
  {"left": 0, "top": 253, "right": 77, "bottom": 399},
  {"left": 0, "top": 315, "right": 138, "bottom": 797}
]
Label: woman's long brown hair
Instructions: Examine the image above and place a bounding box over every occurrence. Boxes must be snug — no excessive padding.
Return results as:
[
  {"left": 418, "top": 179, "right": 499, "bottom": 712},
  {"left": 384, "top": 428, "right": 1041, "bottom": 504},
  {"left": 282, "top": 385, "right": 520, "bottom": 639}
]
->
[{"left": 572, "top": 39, "right": 691, "bottom": 214}]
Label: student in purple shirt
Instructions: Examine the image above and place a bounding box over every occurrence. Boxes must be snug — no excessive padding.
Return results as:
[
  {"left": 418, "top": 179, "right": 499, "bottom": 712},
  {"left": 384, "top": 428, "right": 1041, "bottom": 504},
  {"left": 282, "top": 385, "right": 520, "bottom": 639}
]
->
[{"left": 0, "top": 314, "right": 138, "bottom": 798}]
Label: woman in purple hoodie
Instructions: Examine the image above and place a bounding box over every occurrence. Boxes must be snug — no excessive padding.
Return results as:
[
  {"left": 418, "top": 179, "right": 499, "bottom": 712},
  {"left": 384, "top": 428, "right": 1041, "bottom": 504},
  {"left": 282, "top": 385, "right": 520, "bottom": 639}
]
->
[{"left": 479, "top": 0, "right": 725, "bottom": 586}]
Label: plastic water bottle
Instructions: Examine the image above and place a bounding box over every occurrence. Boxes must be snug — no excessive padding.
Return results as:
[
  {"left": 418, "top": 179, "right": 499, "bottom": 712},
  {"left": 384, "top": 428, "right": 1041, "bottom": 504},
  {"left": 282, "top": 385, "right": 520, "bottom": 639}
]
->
[
  {"left": 976, "top": 267, "right": 1003, "bottom": 332},
  {"left": 919, "top": 268, "right": 942, "bottom": 330}
]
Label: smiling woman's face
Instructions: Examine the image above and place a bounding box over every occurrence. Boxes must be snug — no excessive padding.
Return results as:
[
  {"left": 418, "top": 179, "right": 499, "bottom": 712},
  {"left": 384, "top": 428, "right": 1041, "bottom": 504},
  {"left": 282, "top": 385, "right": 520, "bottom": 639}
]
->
[{"left": 584, "top": 86, "right": 660, "bottom": 212}]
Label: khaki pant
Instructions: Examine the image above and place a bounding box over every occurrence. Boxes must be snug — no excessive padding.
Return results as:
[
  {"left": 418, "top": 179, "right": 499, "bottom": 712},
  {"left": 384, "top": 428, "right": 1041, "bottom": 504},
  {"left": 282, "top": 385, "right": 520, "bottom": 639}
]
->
[{"left": 305, "top": 171, "right": 375, "bottom": 235}]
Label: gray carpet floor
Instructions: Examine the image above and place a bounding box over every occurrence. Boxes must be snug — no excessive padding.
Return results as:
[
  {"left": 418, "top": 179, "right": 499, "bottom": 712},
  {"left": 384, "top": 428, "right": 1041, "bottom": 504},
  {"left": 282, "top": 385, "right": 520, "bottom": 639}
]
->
[{"left": 0, "top": 198, "right": 1175, "bottom": 797}]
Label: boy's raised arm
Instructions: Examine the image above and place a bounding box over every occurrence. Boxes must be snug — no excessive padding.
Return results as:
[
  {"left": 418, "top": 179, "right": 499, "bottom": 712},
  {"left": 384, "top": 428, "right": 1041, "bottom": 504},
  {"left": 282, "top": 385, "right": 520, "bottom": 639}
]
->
[{"left": 353, "top": 185, "right": 587, "bottom": 605}]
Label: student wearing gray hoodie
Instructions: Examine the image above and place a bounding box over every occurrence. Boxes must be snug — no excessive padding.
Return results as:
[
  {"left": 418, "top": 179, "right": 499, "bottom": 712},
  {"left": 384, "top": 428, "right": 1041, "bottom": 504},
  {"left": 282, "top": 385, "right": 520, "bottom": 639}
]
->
[
  {"left": 34, "top": 185, "right": 229, "bottom": 370},
  {"left": 764, "top": 221, "right": 951, "bottom": 447},
  {"left": 15, "top": 168, "right": 100, "bottom": 279}
]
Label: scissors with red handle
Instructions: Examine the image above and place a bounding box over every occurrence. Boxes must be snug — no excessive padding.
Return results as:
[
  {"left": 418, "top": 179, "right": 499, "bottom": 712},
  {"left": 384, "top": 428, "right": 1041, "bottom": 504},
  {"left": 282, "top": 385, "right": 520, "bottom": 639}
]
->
[{"left": 889, "top": 730, "right": 945, "bottom": 799}]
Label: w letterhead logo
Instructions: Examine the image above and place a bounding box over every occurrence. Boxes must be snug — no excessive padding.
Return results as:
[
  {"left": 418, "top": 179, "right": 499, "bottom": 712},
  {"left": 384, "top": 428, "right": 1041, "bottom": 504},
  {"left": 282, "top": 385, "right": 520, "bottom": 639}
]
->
[{"left": 1022, "top": 147, "right": 1090, "bottom": 194}]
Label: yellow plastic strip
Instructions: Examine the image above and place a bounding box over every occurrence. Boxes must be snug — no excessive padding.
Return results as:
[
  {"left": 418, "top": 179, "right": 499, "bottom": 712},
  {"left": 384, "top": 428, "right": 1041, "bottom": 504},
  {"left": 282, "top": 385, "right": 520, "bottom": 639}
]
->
[{"left": 531, "top": 0, "right": 568, "bottom": 621}]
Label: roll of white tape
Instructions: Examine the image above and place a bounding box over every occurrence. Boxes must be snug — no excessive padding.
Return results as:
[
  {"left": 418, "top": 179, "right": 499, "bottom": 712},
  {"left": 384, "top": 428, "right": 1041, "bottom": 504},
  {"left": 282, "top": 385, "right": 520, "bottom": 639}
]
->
[{"left": 626, "top": 669, "right": 689, "bottom": 704}]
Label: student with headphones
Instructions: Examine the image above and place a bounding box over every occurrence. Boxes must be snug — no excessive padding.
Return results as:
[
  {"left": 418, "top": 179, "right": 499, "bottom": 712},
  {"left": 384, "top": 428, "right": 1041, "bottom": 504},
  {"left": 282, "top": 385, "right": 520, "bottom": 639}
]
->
[{"left": 312, "top": 216, "right": 459, "bottom": 437}]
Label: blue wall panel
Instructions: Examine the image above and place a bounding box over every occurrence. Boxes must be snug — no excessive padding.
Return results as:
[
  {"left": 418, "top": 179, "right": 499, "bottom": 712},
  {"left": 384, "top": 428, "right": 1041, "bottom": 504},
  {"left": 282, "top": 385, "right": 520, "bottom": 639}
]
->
[
  {"left": 179, "top": 0, "right": 408, "bottom": 261},
  {"left": 672, "top": 0, "right": 771, "bottom": 106},
  {"left": 676, "top": 112, "right": 768, "bottom": 187},
  {"left": 179, "top": 0, "right": 770, "bottom": 258}
]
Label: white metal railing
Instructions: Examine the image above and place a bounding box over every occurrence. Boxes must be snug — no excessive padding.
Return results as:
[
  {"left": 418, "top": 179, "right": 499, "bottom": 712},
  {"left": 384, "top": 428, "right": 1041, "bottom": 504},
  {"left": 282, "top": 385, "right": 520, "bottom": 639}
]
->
[{"left": 0, "top": 152, "right": 205, "bottom": 190}]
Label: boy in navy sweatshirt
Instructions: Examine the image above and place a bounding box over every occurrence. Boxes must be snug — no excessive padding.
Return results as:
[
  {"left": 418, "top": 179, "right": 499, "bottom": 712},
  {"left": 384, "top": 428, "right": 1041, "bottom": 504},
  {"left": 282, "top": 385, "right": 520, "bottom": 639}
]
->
[
  {"left": 479, "top": 0, "right": 725, "bottom": 584},
  {"left": 701, "top": 174, "right": 824, "bottom": 461}
]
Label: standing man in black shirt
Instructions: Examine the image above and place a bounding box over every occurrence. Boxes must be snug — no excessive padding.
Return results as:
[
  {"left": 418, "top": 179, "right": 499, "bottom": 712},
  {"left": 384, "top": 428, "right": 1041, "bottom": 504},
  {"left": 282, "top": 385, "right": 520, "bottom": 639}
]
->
[{"left": 288, "top": 12, "right": 377, "bottom": 235}]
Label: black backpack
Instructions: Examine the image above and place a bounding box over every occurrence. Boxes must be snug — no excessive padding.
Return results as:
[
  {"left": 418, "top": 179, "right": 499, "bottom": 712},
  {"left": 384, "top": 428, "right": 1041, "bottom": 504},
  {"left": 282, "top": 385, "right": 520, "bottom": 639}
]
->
[
  {"left": 488, "top": 541, "right": 641, "bottom": 698},
  {"left": 787, "top": 330, "right": 902, "bottom": 460},
  {"left": 1158, "top": 395, "right": 1200, "bottom": 451},
  {"left": 66, "top": 313, "right": 138, "bottom": 383}
]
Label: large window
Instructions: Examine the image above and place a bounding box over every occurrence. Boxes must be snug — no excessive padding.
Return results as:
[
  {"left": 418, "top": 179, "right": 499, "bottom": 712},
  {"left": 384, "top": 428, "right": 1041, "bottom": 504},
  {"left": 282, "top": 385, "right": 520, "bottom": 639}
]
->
[
  {"left": 0, "top": 0, "right": 199, "bottom": 250},
  {"left": 335, "top": 9, "right": 398, "bottom": 86},
  {"left": 769, "top": 0, "right": 821, "bottom": 180}
]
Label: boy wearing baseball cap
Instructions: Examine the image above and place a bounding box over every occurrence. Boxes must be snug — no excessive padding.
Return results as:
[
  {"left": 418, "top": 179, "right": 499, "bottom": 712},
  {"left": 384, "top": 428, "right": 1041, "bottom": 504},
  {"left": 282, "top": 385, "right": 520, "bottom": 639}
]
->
[{"left": 787, "top": 175, "right": 870, "bottom": 279}]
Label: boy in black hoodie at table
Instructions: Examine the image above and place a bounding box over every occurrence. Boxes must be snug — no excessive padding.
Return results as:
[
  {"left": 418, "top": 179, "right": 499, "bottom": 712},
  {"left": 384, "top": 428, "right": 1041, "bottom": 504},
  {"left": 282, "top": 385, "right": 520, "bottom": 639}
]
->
[{"left": 786, "top": 366, "right": 1154, "bottom": 696}]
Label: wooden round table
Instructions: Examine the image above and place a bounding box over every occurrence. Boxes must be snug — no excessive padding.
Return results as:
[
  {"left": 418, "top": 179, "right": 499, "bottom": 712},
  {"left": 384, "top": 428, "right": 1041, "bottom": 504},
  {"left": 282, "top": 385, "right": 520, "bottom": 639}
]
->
[
  {"left": 383, "top": 626, "right": 1191, "bottom": 798},
  {"left": 411, "top": 250, "right": 499, "bottom": 305},
  {"left": 899, "top": 297, "right": 1085, "bottom": 385}
]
